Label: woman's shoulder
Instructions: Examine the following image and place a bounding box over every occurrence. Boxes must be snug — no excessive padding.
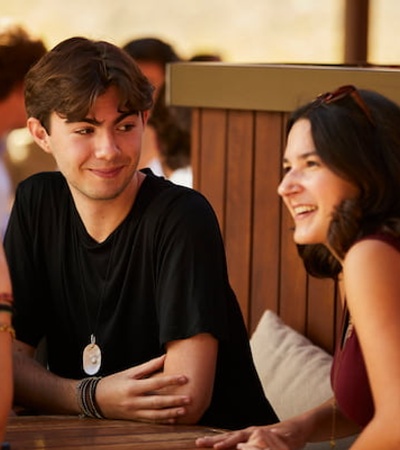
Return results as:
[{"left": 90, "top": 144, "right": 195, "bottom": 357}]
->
[
  {"left": 344, "top": 233, "right": 400, "bottom": 275},
  {"left": 354, "top": 233, "right": 400, "bottom": 253}
]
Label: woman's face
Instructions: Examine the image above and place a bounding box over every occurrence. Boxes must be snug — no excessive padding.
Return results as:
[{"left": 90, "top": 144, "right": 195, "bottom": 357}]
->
[{"left": 277, "top": 118, "right": 359, "bottom": 246}]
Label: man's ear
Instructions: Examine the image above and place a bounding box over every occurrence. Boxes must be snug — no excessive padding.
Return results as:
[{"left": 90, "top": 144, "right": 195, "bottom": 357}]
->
[{"left": 27, "top": 117, "right": 52, "bottom": 154}]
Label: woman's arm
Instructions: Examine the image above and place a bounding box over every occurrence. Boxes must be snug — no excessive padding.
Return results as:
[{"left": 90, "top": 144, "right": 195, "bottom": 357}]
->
[
  {"left": 196, "top": 397, "right": 359, "bottom": 449},
  {"left": 343, "top": 238, "right": 400, "bottom": 449}
]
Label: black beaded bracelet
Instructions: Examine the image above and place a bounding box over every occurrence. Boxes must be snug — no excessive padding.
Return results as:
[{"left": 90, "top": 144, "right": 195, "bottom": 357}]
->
[
  {"left": 0, "top": 304, "right": 13, "bottom": 314},
  {"left": 77, "top": 376, "right": 103, "bottom": 419}
]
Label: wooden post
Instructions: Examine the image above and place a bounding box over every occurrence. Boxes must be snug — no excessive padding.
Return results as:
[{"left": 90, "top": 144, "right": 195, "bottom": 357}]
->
[{"left": 344, "top": 0, "right": 370, "bottom": 65}]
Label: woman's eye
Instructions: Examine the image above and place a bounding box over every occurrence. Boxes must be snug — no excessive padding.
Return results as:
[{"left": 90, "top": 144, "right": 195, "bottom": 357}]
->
[
  {"left": 282, "top": 165, "right": 291, "bottom": 174},
  {"left": 306, "top": 159, "right": 319, "bottom": 168}
]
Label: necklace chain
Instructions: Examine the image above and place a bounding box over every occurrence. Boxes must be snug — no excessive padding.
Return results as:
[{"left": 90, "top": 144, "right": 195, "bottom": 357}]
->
[
  {"left": 76, "top": 233, "right": 117, "bottom": 343},
  {"left": 74, "top": 224, "right": 118, "bottom": 375},
  {"left": 74, "top": 172, "right": 141, "bottom": 374}
]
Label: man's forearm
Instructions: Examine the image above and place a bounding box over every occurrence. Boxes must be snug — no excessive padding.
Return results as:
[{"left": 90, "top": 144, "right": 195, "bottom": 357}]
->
[{"left": 13, "top": 350, "right": 79, "bottom": 415}]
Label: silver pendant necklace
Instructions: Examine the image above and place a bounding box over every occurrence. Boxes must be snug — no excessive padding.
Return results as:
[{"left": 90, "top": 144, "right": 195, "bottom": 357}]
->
[
  {"left": 83, "top": 333, "right": 102, "bottom": 375},
  {"left": 76, "top": 233, "right": 117, "bottom": 376}
]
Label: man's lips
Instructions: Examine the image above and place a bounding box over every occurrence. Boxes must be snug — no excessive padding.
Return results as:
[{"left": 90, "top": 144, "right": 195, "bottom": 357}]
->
[{"left": 89, "top": 167, "right": 123, "bottom": 178}]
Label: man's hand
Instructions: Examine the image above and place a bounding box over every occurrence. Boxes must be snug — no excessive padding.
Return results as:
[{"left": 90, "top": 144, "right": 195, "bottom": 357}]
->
[{"left": 95, "top": 355, "right": 191, "bottom": 423}]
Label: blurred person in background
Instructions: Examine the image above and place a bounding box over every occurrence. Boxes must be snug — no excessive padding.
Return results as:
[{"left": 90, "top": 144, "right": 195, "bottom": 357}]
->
[
  {"left": 189, "top": 53, "right": 222, "bottom": 62},
  {"left": 0, "top": 19, "right": 47, "bottom": 237},
  {"left": 148, "top": 83, "right": 192, "bottom": 188},
  {"left": 122, "top": 37, "right": 182, "bottom": 172},
  {"left": 122, "top": 37, "right": 181, "bottom": 100}
]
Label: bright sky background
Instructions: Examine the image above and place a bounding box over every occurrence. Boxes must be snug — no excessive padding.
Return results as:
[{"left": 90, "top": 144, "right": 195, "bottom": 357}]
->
[{"left": 0, "top": 0, "right": 399, "bottom": 64}]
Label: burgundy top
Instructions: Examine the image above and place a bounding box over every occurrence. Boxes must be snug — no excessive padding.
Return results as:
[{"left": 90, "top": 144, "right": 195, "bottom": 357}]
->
[{"left": 331, "top": 233, "right": 400, "bottom": 427}]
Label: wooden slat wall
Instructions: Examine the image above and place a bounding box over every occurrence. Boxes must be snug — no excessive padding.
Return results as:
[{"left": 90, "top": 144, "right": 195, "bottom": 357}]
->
[{"left": 192, "top": 107, "right": 338, "bottom": 354}]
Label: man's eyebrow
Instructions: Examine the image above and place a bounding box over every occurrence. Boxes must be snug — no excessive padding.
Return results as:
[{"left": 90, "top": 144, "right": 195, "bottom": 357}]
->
[
  {"left": 114, "top": 111, "right": 139, "bottom": 125},
  {"left": 66, "top": 117, "right": 101, "bottom": 125},
  {"left": 65, "top": 111, "right": 139, "bottom": 126}
]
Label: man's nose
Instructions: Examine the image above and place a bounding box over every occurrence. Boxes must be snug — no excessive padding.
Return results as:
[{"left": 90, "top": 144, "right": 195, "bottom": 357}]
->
[{"left": 94, "top": 131, "right": 119, "bottom": 159}]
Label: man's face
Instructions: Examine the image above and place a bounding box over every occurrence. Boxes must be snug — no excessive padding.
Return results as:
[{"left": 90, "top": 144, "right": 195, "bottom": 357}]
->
[{"left": 30, "top": 86, "right": 148, "bottom": 206}]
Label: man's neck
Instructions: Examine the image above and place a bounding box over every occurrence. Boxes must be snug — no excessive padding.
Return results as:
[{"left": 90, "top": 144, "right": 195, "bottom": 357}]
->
[{"left": 70, "top": 171, "right": 144, "bottom": 243}]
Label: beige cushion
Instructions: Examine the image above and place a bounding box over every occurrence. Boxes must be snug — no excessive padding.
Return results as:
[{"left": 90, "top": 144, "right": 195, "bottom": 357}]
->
[
  {"left": 251, "top": 309, "right": 333, "bottom": 420},
  {"left": 250, "top": 310, "right": 357, "bottom": 449}
]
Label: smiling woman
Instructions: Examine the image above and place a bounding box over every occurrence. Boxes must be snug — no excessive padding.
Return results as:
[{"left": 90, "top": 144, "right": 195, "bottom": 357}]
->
[{"left": 196, "top": 85, "right": 400, "bottom": 450}]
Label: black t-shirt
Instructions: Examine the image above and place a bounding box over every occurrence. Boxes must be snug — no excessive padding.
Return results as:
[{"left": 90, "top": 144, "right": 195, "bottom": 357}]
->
[{"left": 5, "top": 170, "right": 278, "bottom": 429}]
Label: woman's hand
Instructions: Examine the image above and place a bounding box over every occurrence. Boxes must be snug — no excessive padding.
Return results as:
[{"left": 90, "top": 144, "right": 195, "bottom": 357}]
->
[
  {"left": 196, "top": 420, "right": 308, "bottom": 449},
  {"left": 95, "top": 355, "right": 191, "bottom": 423},
  {"left": 237, "top": 426, "right": 301, "bottom": 449},
  {"left": 195, "top": 426, "right": 257, "bottom": 449}
]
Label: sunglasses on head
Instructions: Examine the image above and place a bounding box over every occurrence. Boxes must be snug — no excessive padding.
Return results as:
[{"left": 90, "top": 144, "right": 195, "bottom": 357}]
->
[{"left": 314, "top": 85, "right": 374, "bottom": 125}]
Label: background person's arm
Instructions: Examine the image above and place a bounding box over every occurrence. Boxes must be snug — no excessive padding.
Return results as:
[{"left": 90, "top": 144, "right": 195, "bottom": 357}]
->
[{"left": 0, "top": 243, "right": 13, "bottom": 441}]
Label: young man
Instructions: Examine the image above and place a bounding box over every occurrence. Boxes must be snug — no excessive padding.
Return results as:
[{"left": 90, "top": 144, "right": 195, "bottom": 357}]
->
[{"left": 4, "top": 37, "right": 278, "bottom": 429}]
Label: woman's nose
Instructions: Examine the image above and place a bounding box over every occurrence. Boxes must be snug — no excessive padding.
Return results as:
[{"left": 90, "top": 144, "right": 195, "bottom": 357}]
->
[{"left": 277, "top": 172, "right": 302, "bottom": 197}]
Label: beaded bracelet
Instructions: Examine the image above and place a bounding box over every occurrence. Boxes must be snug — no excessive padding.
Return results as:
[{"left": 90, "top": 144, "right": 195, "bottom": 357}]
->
[
  {"left": 0, "top": 293, "right": 13, "bottom": 305},
  {"left": 77, "top": 377, "right": 104, "bottom": 419},
  {"left": 0, "top": 323, "right": 15, "bottom": 339},
  {"left": 0, "top": 304, "right": 13, "bottom": 314}
]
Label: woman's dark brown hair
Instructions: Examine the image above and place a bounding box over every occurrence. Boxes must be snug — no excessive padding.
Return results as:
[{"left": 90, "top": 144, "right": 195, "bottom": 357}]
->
[{"left": 286, "top": 87, "right": 400, "bottom": 278}]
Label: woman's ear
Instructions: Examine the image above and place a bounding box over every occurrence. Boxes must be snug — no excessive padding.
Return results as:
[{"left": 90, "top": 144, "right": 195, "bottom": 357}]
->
[{"left": 27, "top": 117, "right": 52, "bottom": 154}]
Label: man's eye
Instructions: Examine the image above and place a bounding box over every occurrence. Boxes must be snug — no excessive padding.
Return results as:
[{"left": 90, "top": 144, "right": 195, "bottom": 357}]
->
[
  {"left": 118, "top": 123, "right": 135, "bottom": 132},
  {"left": 75, "top": 128, "right": 93, "bottom": 135}
]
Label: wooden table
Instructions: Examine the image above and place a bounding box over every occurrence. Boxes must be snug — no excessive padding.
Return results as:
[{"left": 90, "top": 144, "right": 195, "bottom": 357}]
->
[{"left": 5, "top": 415, "right": 223, "bottom": 449}]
